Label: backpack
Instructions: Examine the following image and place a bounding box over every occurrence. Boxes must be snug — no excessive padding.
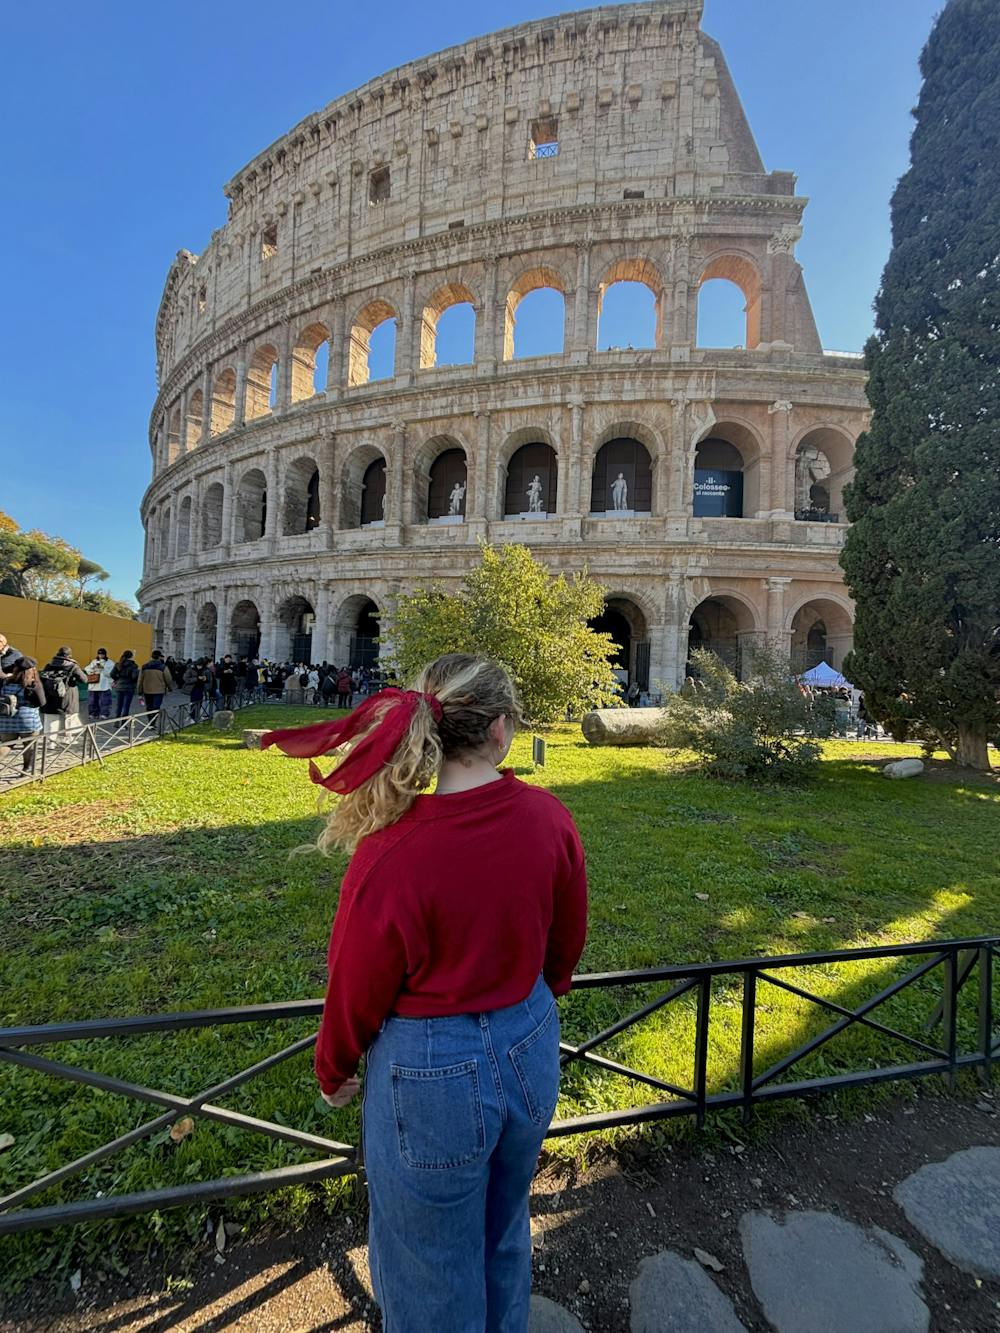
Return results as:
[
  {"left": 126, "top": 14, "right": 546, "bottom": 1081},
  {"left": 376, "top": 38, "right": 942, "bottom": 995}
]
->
[
  {"left": 0, "top": 689, "right": 17, "bottom": 719},
  {"left": 40, "top": 669, "right": 69, "bottom": 712},
  {"left": 299, "top": 672, "right": 310, "bottom": 687}
]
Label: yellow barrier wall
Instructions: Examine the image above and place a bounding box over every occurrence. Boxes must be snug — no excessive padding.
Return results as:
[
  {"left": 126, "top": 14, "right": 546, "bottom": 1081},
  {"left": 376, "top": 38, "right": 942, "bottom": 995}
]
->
[{"left": 0, "top": 596, "right": 152, "bottom": 668}]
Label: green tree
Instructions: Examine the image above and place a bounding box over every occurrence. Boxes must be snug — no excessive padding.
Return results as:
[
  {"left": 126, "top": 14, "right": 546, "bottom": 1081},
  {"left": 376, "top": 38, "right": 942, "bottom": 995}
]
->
[
  {"left": 385, "top": 543, "right": 620, "bottom": 723},
  {"left": 0, "top": 528, "right": 78, "bottom": 600},
  {"left": 841, "top": 0, "right": 1000, "bottom": 770}
]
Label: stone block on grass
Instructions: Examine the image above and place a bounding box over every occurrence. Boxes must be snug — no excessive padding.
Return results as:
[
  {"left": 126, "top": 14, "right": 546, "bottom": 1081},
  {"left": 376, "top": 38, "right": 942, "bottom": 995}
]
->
[{"left": 581, "top": 708, "right": 666, "bottom": 746}]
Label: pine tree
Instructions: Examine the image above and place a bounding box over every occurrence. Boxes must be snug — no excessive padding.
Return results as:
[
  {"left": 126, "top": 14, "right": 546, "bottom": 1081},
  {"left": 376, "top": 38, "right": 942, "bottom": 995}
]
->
[{"left": 841, "top": 0, "right": 1000, "bottom": 769}]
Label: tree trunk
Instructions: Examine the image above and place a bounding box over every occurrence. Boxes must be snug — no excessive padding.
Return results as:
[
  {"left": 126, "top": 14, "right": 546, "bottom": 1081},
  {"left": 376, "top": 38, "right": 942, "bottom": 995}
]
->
[{"left": 955, "top": 723, "right": 991, "bottom": 771}]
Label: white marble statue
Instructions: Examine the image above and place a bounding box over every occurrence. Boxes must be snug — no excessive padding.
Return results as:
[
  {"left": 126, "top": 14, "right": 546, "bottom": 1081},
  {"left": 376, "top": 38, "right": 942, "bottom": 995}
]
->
[
  {"left": 448, "top": 481, "right": 467, "bottom": 515},
  {"left": 527, "top": 475, "right": 544, "bottom": 512},
  {"left": 611, "top": 472, "right": 628, "bottom": 511}
]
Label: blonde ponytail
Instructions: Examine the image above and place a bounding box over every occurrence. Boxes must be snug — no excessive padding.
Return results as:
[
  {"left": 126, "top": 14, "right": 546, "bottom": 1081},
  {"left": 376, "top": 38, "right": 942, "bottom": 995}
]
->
[{"left": 318, "top": 654, "right": 520, "bottom": 854}]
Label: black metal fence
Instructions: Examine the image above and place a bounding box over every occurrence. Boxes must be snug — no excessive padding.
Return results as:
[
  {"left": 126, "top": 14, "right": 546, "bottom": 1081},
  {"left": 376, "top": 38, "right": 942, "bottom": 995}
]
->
[{"left": 0, "top": 936, "right": 996, "bottom": 1235}]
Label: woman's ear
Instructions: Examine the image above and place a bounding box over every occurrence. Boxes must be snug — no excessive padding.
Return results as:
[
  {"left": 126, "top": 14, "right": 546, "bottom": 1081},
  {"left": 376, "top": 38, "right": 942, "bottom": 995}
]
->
[{"left": 487, "top": 714, "right": 508, "bottom": 753}]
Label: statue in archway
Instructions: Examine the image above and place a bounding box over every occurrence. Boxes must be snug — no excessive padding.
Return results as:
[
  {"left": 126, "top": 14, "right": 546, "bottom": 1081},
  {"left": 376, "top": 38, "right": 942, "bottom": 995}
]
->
[
  {"left": 795, "top": 447, "right": 831, "bottom": 512},
  {"left": 527, "top": 475, "right": 544, "bottom": 512},
  {"left": 610, "top": 472, "right": 628, "bottom": 511},
  {"left": 448, "top": 481, "right": 467, "bottom": 515}
]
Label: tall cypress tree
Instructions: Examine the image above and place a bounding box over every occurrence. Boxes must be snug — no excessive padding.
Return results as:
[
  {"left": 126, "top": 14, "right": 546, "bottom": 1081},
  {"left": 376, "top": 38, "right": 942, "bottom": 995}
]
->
[{"left": 841, "top": 0, "right": 1000, "bottom": 769}]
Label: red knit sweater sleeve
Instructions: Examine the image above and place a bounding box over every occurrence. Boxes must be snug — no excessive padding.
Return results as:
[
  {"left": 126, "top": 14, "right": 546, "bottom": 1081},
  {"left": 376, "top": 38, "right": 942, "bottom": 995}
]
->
[
  {"left": 314, "top": 856, "right": 409, "bottom": 1095},
  {"left": 542, "top": 817, "right": 588, "bottom": 996}
]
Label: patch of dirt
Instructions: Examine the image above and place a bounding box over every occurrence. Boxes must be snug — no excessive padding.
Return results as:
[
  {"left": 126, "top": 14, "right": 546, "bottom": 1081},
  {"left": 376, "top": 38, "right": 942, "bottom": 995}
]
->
[
  {"left": 844, "top": 754, "right": 1000, "bottom": 787},
  {"left": 3, "top": 1088, "right": 998, "bottom": 1332},
  {"left": 0, "top": 801, "right": 135, "bottom": 847}
]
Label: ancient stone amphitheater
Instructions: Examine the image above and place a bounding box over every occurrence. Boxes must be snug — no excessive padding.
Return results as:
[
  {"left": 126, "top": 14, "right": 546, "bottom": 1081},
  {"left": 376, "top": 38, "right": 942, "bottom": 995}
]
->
[{"left": 139, "top": 0, "right": 868, "bottom": 690}]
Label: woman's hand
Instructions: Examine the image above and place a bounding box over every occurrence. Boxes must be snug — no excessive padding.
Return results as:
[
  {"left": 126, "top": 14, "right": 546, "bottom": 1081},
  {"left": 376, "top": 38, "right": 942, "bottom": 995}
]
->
[{"left": 321, "top": 1077, "right": 361, "bottom": 1108}]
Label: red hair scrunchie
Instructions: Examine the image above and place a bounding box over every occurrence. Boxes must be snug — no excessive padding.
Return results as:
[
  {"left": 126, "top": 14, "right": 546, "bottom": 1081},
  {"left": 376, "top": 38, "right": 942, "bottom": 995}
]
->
[{"left": 261, "top": 688, "right": 442, "bottom": 794}]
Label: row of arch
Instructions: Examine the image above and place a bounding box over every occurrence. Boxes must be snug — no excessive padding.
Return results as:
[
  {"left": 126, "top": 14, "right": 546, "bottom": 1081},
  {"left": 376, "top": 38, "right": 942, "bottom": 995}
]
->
[
  {"left": 152, "top": 588, "right": 853, "bottom": 683},
  {"left": 146, "top": 425, "right": 852, "bottom": 567},
  {"left": 157, "top": 252, "right": 773, "bottom": 467}
]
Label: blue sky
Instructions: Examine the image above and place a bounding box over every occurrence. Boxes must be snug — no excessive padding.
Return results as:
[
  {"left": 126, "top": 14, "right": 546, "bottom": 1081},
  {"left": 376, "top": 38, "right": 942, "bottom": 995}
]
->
[{"left": 0, "top": 0, "right": 941, "bottom": 602}]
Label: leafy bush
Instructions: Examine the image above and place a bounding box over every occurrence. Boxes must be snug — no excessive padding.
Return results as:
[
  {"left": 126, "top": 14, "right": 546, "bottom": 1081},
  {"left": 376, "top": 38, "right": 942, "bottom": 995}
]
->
[{"left": 659, "top": 644, "right": 823, "bottom": 781}]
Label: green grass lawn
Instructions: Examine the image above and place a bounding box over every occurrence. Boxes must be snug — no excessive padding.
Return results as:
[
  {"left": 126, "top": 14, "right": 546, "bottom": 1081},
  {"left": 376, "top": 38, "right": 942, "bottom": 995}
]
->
[{"left": 1, "top": 709, "right": 998, "bottom": 1285}]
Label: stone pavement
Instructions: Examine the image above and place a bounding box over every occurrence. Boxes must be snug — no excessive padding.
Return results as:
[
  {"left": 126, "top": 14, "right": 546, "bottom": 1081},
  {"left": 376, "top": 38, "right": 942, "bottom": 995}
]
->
[{"left": 527, "top": 1146, "right": 999, "bottom": 1331}]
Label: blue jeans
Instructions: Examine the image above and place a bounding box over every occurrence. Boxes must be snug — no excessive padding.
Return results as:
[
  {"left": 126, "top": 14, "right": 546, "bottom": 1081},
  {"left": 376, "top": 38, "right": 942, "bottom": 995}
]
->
[
  {"left": 362, "top": 973, "right": 560, "bottom": 1333},
  {"left": 114, "top": 690, "right": 135, "bottom": 717}
]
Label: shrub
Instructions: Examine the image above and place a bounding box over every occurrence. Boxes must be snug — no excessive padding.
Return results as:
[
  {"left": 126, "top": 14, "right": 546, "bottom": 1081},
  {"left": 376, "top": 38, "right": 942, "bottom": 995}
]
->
[{"left": 660, "top": 644, "right": 823, "bottom": 781}]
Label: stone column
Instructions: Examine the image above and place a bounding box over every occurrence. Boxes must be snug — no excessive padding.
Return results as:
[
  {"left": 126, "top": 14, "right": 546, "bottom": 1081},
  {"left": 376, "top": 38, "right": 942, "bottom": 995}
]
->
[
  {"left": 764, "top": 577, "right": 792, "bottom": 659},
  {"left": 265, "top": 448, "right": 280, "bottom": 552},
  {"left": 183, "top": 600, "right": 196, "bottom": 659},
  {"left": 386, "top": 420, "right": 407, "bottom": 537},
  {"left": 199, "top": 366, "right": 212, "bottom": 445},
  {"left": 568, "top": 396, "right": 586, "bottom": 516},
  {"left": 570, "top": 243, "right": 593, "bottom": 361},
  {"left": 233, "top": 349, "right": 248, "bottom": 426},
  {"left": 662, "top": 575, "right": 687, "bottom": 691},
  {"left": 475, "top": 260, "right": 498, "bottom": 373},
  {"left": 768, "top": 400, "right": 795, "bottom": 517},
  {"left": 215, "top": 587, "right": 230, "bottom": 660},
  {"left": 671, "top": 233, "right": 694, "bottom": 348},
  {"left": 399, "top": 272, "right": 416, "bottom": 385},
  {"left": 276, "top": 321, "right": 293, "bottom": 409},
  {"left": 177, "top": 389, "right": 188, "bottom": 455},
  {"left": 313, "top": 581, "right": 330, "bottom": 665},
  {"left": 327, "top": 300, "right": 345, "bottom": 398},
  {"left": 189, "top": 476, "right": 202, "bottom": 563},
  {"left": 468, "top": 409, "right": 490, "bottom": 533},
  {"left": 221, "top": 460, "right": 234, "bottom": 552},
  {"left": 259, "top": 587, "right": 278, "bottom": 661}
]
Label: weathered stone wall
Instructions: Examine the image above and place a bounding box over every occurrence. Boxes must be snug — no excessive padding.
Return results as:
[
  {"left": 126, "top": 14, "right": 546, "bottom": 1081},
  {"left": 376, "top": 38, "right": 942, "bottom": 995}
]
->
[{"left": 139, "top": 0, "right": 868, "bottom": 687}]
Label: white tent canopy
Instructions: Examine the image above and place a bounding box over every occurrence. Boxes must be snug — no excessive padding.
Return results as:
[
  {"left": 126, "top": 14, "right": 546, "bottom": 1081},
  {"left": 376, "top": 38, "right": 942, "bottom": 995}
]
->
[{"left": 800, "top": 660, "right": 851, "bottom": 688}]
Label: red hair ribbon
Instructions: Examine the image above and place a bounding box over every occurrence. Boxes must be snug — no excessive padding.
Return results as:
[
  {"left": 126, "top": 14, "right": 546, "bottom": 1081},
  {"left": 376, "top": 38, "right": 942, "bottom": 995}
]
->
[{"left": 261, "top": 689, "right": 443, "bottom": 794}]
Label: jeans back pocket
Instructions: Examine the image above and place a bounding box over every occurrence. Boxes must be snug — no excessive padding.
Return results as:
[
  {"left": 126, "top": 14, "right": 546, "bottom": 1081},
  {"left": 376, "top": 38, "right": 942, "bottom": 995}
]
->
[
  {"left": 508, "top": 1002, "right": 561, "bottom": 1126},
  {"left": 390, "top": 1060, "right": 485, "bottom": 1169}
]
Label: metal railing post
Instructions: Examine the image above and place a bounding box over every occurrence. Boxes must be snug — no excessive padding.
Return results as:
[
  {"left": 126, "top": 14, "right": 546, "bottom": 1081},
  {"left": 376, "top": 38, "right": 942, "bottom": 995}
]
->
[
  {"left": 740, "top": 970, "right": 757, "bottom": 1125},
  {"left": 979, "top": 945, "right": 994, "bottom": 1088},
  {"left": 943, "top": 949, "right": 958, "bottom": 1090},
  {"left": 694, "top": 976, "right": 711, "bottom": 1128}
]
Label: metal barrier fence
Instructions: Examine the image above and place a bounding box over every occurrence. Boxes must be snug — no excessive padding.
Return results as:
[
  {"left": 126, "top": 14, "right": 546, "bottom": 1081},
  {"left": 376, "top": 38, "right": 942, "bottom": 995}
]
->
[
  {"left": 0, "top": 935, "right": 996, "bottom": 1235},
  {"left": 0, "top": 693, "right": 262, "bottom": 789}
]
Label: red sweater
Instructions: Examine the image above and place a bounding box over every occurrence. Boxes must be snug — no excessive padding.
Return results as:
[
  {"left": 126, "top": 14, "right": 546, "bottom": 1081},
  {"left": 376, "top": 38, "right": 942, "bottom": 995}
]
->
[{"left": 315, "top": 770, "right": 588, "bottom": 1094}]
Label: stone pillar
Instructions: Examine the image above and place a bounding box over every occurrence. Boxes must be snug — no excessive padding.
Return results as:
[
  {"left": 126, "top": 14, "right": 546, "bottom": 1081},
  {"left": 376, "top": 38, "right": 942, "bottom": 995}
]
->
[
  {"left": 570, "top": 243, "right": 593, "bottom": 360},
  {"left": 667, "top": 397, "right": 689, "bottom": 519},
  {"left": 215, "top": 587, "right": 230, "bottom": 660},
  {"left": 183, "top": 600, "right": 196, "bottom": 659},
  {"left": 568, "top": 396, "right": 586, "bottom": 515},
  {"left": 259, "top": 588, "right": 277, "bottom": 661},
  {"left": 276, "top": 321, "right": 293, "bottom": 409},
  {"left": 768, "top": 400, "right": 795, "bottom": 517},
  {"left": 671, "top": 234, "right": 694, "bottom": 348},
  {"left": 475, "top": 260, "right": 498, "bottom": 372},
  {"left": 662, "top": 575, "right": 687, "bottom": 691},
  {"left": 469, "top": 409, "right": 491, "bottom": 530},
  {"left": 189, "top": 476, "right": 202, "bottom": 562},
  {"left": 265, "top": 448, "right": 279, "bottom": 551},
  {"left": 313, "top": 581, "right": 330, "bottom": 665},
  {"left": 764, "top": 577, "right": 792, "bottom": 659},
  {"left": 221, "top": 460, "right": 234, "bottom": 552},
  {"left": 177, "top": 389, "right": 188, "bottom": 455},
  {"left": 327, "top": 300, "right": 345, "bottom": 398},
  {"left": 399, "top": 272, "right": 416, "bottom": 384},
  {"left": 199, "top": 366, "right": 212, "bottom": 445},
  {"left": 234, "top": 349, "right": 248, "bottom": 426},
  {"left": 387, "top": 420, "right": 407, "bottom": 536}
]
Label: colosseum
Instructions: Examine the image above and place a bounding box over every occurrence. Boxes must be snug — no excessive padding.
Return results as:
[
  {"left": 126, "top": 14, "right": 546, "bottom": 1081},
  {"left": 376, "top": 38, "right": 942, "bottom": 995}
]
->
[{"left": 139, "top": 0, "right": 868, "bottom": 691}]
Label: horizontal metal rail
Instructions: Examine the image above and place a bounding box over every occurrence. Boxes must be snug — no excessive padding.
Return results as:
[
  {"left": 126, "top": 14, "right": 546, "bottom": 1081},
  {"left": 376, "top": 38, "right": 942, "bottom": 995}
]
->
[{"left": 0, "top": 935, "right": 996, "bottom": 1234}]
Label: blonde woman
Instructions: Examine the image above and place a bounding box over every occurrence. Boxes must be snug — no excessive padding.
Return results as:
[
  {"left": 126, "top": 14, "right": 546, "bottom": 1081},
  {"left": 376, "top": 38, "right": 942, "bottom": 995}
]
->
[{"left": 264, "top": 653, "right": 587, "bottom": 1332}]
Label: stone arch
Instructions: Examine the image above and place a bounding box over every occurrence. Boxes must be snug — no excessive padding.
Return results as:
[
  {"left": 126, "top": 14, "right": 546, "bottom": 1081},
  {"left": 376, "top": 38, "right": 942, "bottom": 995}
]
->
[
  {"left": 245, "top": 343, "right": 279, "bottom": 420},
  {"left": 693, "top": 418, "right": 764, "bottom": 518},
  {"left": 194, "top": 601, "right": 218, "bottom": 658},
  {"left": 412, "top": 435, "right": 469, "bottom": 523},
  {"left": 171, "top": 605, "right": 187, "bottom": 660},
  {"left": 282, "top": 455, "right": 322, "bottom": 534},
  {"left": 211, "top": 367, "right": 237, "bottom": 435},
  {"left": 687, "top": 590, "right": 763, "bottom": 680},
  {"left": 696, "top": 252, "right": 764, "bottom": 350},
  {"left": 420, "top": 283, "right": 477, "bottom": 369},
  {"left": 503, "top": 266, "right": 568, "bottom": 361},
  {"left": 589, "top": 592, "right": 653, "bottom": 690},
  {"left": 176, "top": 495, "right": 192, "bottom": 556},
  {"left": 348, "top": 299, "right": 398, "bottom": 387},
  {"left": 185, "top": 389, "right": 204, "bottom": 450},
  {"left": 230, "top": 599, "right": 261, "bottom": 660},
  {"left": 201, "top": 482, "right": 224, "bottom": 548},
  {"left": 785, "top": 593, "right": 854, "bottom": 673},
  {"left": 340, "top": 444, "right": 387, "bottom": 528},
  {"left": 590, "top": 437, "right": 654, "bottom": 515},
  {"left": 331, "top": 593, "right": 383, "bottom": 668},
  {"left": 291, "top": 321, "right": 331, "bottom": 402},
  {"left": 791, "top": 425, "right": 855, "bottom": 522},
  {"left": 498, "top": 427, "right": 559, "bottom": 519},
  {"left": 596, "top": 257, "right": 665, "bottom": 350},
  {"left": 235, "top": 467, "right": 267, "bottom": 543},
  {"left": 275, "top": 593, "right": 316, "bottom": 663}
]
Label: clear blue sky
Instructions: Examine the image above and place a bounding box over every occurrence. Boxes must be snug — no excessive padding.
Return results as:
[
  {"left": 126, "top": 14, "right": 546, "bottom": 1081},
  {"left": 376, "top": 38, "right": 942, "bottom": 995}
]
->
[{"left": 0, "top": 0, "right": 940, "bottom": 603}]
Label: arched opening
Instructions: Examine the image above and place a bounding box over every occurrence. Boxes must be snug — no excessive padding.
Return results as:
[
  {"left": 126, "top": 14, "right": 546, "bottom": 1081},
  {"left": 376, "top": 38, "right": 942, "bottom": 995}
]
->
[
  {"left": 596, "top": 260, "right": 663, "bottom": 350},
  {"left": 504, "top": 268, "right": 567, "bottom": 360},
  {"left": 230, "top": 600, "right": 261, "bottom": 661},
  {"left": 688, "top": 595, "right": 761, "bottom": 680},
  {"left": 211, "top": 368, "right": 237, "bottom": 435},
  {"left": 693, "top": 424, "right": 761, "bottom": 519},
  {"left": 361, "top": 458, "right": 387, "bottom": 527},
  {"left": 282, "top": 456, "right": 322, "bottom": 535},
  {"left": 176, "top": 496, "right": 192, "bottom": 556},
  {"left": 504, "top": 442, "right": 558, "bottom": 518},
  {"left": 794, "top": 428, "right": 854, "bottom": 523},
  {"left": 277, "top": 595, "right": 315, "bottom": 663},
  {"left": 332, "top": 595, "right": 381, "bottom": 668},
  {"left": 590, "top": 438, "right": 653, "bottom": 515},
  {"left": 159, "top": 508, "right": 172, "bottom": 562},
  {"left": 420, "top": 284, "right": 477, "bottom": 369},
  {"left": 185, "top": 390, "right": 204, "bottom": 450},
  {"left": 235, "top": 468, "right": 267, "bottom": 543},
  {"left": 171, "top": 606, "right": 187, "bottom": 660},
  {"left": 695, "top": 256, "right": 763, "bottom": 350},
  {"left": 789, "top": 598, "right": 854, "bottom": 674},
  {"left": 291, "top": 322, "right": 331, "bottom": 402},
  {"left": 348, "top": 300, "right": 397, "bottom": 387},
  {"left": 194, "top": 602, "right": 217, "bottom": 658},
  {"left": 201, "top": 482, "right": 224, "bottom": 548},
  {"left": 588, "top": 596, "right": 650, "bottom": 691},
  {"left": 167, "top": 407, "right": 182, "bottom": 464},
  {"left": 424, "top": 447, "right": 468, "bottom": 524},
  {"left": 245, "top": 344, "right": 279, "bottom": 420}
]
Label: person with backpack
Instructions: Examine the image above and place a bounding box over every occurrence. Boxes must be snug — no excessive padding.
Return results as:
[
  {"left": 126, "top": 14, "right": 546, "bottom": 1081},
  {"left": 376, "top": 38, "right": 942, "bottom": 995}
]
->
[
  {"left": 188, "top": 660, "right": 209, "bottom": 721},
  {"left": 217, "top": 657, "right": 237, "bottom": 710},
  {"left": 0, "top": 655, "right": 46, "bottom": 772},
  {"left": 41, "top": 648, "right": 88, "bottom": 732},
  {"left": 84, "top": 648, "right": 115, "bottom": 721},
  {"left": 336, "top": 667, "right": 353, "bottom": 709},
  {"left": 320, "top": 669, "right": 337, "bottom": 707},
  {"left": 137, "top": 651, "right": 174, "bottom": 716},
  {"left": 261, "top": 654, "right": 587, "bottom": 1332},
  {"left": 111, "top": 650, "right": 140, "bottom": 718}
]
